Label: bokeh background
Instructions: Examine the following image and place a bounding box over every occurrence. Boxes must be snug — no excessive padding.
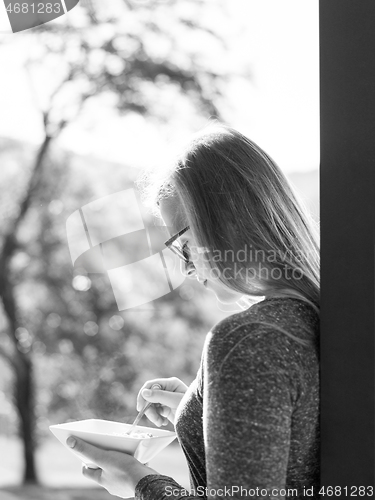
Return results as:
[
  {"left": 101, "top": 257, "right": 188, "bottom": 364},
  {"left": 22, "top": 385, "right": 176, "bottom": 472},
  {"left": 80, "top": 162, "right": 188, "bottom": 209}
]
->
[{"left": 0, "top": 0, "right": 319, "bottom": 498}]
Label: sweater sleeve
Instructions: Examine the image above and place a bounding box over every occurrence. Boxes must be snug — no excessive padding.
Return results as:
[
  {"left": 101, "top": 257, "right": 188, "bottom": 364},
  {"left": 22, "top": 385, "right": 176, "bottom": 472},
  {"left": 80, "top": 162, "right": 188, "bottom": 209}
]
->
[
  {"left": 135, "top": 322, "right": 297, "bottom": 500},
  {"left": 203, "top": 324, "right": 295, "bottom": 497}
]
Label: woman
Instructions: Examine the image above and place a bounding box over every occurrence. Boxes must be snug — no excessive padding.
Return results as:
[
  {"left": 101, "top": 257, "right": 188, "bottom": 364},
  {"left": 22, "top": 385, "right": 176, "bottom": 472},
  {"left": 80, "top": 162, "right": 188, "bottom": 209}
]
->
[{"left": 67, "top": 124, "right": 320, "bottom": 499}]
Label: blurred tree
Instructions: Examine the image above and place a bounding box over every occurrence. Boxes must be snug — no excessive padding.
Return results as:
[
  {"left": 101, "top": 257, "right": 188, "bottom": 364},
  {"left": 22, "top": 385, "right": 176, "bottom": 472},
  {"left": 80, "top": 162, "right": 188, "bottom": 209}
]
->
[
  {"left": 0, "top": 0, "right": 232, "bottom": 484},
  {"left": 0, "top": 140, "right": 218, "bottom": 483},
  {"left": 0, "top": 136, "right": 54, "bottom": 483}
]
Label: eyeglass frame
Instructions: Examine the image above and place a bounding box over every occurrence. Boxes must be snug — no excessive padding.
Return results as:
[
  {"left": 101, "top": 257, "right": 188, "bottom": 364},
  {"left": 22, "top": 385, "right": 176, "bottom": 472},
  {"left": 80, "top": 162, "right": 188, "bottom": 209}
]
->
[{"left": 164, "top": 225, "right": 190, "bottom": 263}]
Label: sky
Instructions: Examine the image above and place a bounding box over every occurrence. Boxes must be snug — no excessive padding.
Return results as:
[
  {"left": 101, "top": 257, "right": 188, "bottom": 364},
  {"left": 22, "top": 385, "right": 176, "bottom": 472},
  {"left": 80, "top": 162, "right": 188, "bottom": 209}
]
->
[{"left": 0, "top": 0, "right": 319, "bottom": 174}]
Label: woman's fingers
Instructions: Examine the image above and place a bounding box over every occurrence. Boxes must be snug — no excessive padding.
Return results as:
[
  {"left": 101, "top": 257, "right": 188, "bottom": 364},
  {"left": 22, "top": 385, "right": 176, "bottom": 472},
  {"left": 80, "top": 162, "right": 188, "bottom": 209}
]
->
[
  {"left": 136, "top": 379, "right": 166, "bottom": 411},
  {"left": 140, "top": 390, "right": 183, "bottom": 426},
  {"left": 141, "top": 388, "right": 184, "bottom": 409},
  {"left": 134, "top": 377, "right": 188, "bottom": 424},
  {"left": 159, "top": 405, "right": 171, "bottom": 419},
  {"left": 82, "top": 463, "right": 103, "bottom": 484},
  {"left": 136, "top": 378, "right": 188, "bottom": 411},
  {"left": 144, "top": 405, "right": 171, "bottom": 426},
  {"left": 142, "top": 404, "right": 165, "bottom": 427},
  {"left": 67, "top": 436, "right": 107, "bottom": 469},
  {"left": 158, "top": 406, "right": 170, "bottom": 425}
]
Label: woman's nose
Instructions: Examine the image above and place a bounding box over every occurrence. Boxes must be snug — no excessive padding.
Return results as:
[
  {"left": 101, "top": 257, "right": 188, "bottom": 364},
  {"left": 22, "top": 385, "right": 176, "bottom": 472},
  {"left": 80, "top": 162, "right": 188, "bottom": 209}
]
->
[{"left": 182, "top": 260, "right": 196, "bottom": 278}]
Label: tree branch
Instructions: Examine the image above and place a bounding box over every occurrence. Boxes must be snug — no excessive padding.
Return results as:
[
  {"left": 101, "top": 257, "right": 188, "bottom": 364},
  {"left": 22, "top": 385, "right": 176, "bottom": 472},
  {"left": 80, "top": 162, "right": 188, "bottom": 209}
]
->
[
  {"left": 0, "top": 132, "right": 52, "bottom": 344},
  {"left": 2, "top": 135, "right": 52, "bottom": 250},
  {"left": 0, "top": 344, "right": 16, "bottom": 370}
]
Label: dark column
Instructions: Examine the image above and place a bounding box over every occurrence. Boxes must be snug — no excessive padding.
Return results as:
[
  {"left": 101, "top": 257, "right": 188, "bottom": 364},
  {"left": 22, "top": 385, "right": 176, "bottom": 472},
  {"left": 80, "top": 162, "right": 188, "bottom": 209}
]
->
[{"left": 320, "top": 0, "right": 375, "bottom": 488}]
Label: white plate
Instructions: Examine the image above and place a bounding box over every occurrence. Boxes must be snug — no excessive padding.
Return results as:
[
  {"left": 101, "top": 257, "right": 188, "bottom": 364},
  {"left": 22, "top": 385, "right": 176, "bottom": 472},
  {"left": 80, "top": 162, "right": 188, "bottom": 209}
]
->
[{"left": 49, "top": 419, "right": 176, "bottom": 466}]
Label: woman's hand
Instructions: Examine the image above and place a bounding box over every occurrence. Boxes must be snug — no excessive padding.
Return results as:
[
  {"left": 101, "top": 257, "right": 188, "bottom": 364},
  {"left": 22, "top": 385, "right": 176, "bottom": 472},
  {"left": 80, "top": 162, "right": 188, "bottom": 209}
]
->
[
  {"left": 66, "top": 436, "right": 159, "bottom": 498},
  {"left": 136, "top": 377, "right": 188, "bottom": 426}
]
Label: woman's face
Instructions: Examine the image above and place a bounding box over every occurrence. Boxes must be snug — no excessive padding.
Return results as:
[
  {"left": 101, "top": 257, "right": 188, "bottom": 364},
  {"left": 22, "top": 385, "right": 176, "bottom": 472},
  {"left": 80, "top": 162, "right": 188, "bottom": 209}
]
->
[{"left": 160, "top": 197, "right": 243, "bottom": 305}]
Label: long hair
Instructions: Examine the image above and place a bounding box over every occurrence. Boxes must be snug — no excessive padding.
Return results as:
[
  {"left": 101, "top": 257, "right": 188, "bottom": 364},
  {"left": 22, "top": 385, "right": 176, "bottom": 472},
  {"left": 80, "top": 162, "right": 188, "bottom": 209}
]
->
[{"left": 137, "top": 124, "right": 320, "bottom": 329}]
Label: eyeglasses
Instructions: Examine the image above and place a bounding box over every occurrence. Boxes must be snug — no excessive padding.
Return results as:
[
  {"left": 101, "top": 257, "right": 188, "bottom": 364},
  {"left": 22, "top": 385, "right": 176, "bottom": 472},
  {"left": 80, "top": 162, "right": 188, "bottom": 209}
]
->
[{"left": 164, "top": 225, "right": 190, "bottom": 263}]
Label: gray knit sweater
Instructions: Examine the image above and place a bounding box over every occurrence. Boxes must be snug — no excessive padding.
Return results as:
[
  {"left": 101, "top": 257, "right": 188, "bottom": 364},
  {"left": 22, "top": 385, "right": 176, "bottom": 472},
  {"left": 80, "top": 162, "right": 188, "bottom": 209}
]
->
[{"left": 135, "top": 297, "right": 320, "bottom": 499}]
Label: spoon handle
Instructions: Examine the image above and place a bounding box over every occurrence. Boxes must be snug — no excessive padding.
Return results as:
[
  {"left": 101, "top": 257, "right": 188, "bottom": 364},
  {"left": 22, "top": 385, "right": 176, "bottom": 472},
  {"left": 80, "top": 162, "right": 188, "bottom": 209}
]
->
[{"left": 127, "top": 383, "right": 162, "bottom": 435}]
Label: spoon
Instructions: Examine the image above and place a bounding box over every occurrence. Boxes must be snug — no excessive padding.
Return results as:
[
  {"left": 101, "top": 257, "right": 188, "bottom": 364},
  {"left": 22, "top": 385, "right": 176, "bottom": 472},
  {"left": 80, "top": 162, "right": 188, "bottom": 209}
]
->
[{"left": 126, "top": 383, "right": 162, "bottom": 435}]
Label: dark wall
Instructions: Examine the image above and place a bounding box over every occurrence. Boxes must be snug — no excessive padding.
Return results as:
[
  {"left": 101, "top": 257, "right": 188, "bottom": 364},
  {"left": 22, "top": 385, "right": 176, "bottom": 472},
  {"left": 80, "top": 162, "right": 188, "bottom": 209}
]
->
[{"left": 320, "top": 0, "right": 375, "bottom": 487}]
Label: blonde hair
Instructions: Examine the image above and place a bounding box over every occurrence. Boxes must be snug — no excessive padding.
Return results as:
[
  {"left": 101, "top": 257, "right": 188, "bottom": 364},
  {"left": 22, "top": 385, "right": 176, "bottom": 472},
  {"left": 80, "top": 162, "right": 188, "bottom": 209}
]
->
[{"left": 137, "top": 124, "right": 320, "bottom": 336}]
